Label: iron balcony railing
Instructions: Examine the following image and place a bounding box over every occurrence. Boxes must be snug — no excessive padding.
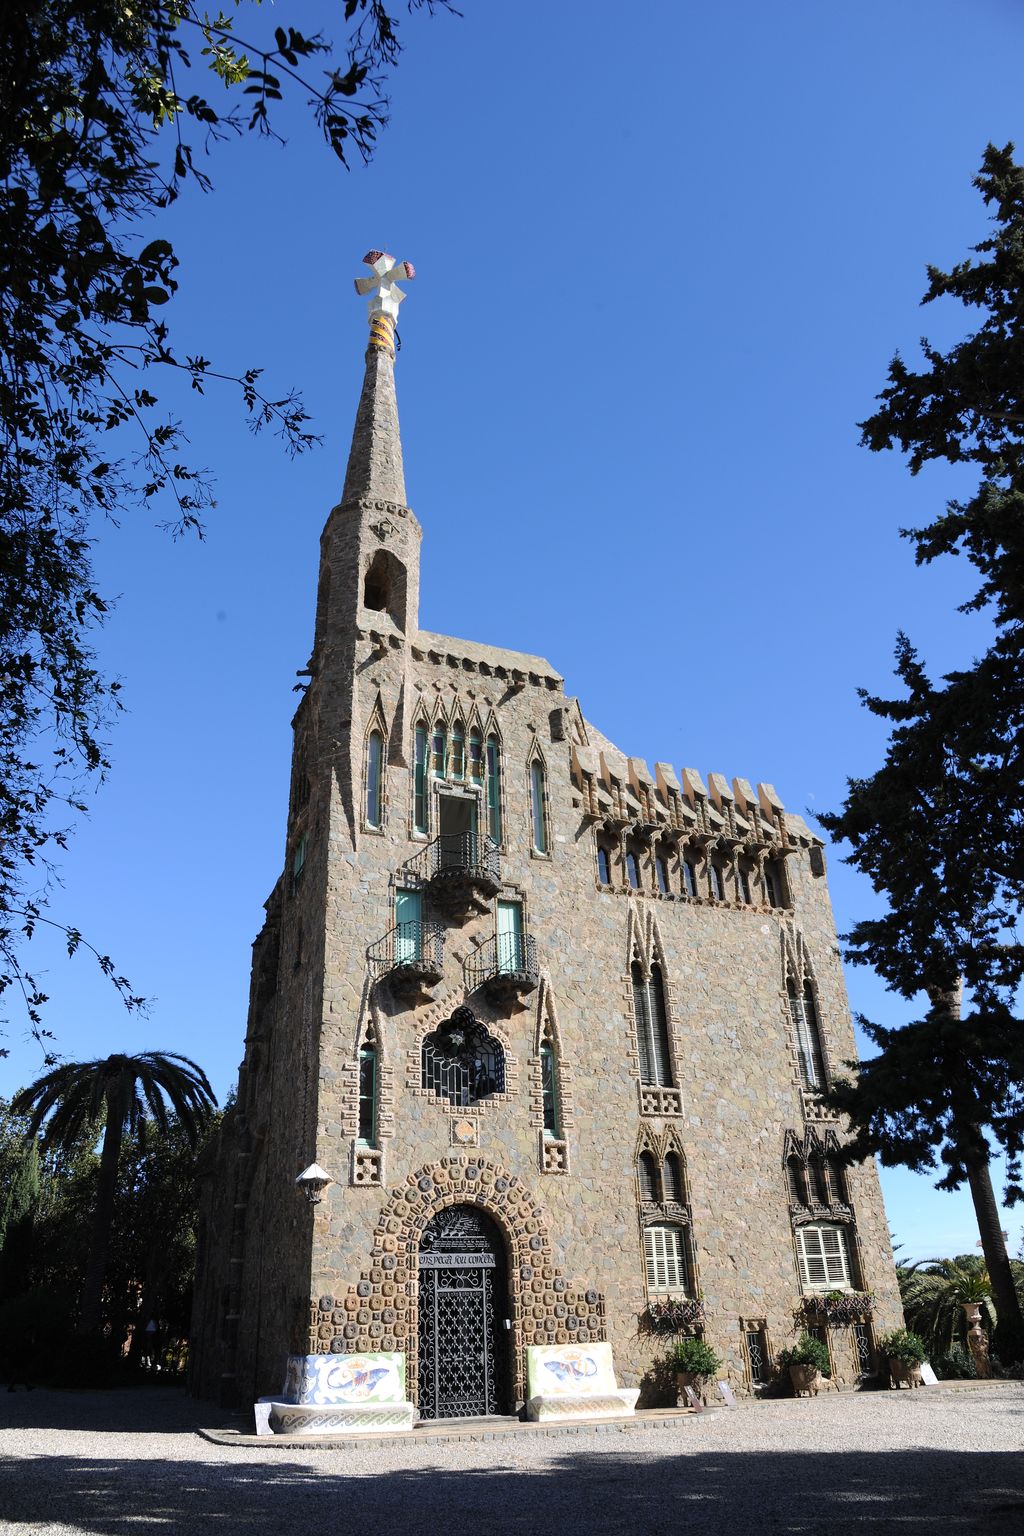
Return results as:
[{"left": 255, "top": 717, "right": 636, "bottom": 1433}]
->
[
  {"left": 366, "top": 919, "right": 445, "bottom": 980},
  {"left": 409, "top": 831, "right": 502, "bottom": 888},
  {"left": 465, "top": 932, "right": 539, "bottom": 991}
]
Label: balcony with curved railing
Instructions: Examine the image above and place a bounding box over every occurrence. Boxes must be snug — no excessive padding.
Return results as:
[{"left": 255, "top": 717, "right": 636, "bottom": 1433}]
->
[
  {"left": 367, "top": 920, "right": 445, "bottom": 998},
  {"left": 407, "top": 831, "right": 502, "bottom": 911},
  {"left": 465, "top": 931, "right": 539, "bottom": 1006}
]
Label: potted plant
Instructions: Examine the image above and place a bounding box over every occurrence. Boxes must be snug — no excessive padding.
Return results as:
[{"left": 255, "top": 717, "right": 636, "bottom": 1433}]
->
[
  {"left": 665, "top": 1337, "right": 722, "bottom": 1405},
  {"left": 777, "top": 1334, "right": 831, "bottom": 1396},
  {"left": 880, "top": 1328, "right": 927, "bottom": 1388}
]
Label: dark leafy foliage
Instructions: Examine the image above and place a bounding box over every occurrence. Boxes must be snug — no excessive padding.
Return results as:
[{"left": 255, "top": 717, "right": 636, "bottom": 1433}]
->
[
  {"left": 0, "top": 2, "right": 450, "bottom": 1051},
  {"left": 821, "top": 144, "right": 1024, "bottom": 1354}
]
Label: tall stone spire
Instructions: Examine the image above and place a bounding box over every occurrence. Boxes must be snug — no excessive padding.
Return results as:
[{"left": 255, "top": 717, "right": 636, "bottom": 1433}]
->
[{"left": 341, "top": 250, "right": 416, "bottom": 507}]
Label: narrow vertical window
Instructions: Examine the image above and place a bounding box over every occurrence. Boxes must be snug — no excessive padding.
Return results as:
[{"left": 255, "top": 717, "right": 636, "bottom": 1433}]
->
[
  {"left": 738, "top": 867, "right": 752, "bottom": 903},
  {"left": 485, "top": 735, "right": 503, "bottom": 843},
  {"left": 663, "top": 1151, "right": 683, "bottom": 1203},
  {"left": 765, "top": 860, "right": 785, "bottom": 907},
  {"left": 638, "top": 1150, "right": 659, "bottom": 1201},
  {"left": 541, "top": 1040, "right": 560, "bottom": 1138},
  {"left": 414, "top": 725, "right": 428, "bottom": 834},
  {"left": 394, "top": 889, "right": 423, "bottom": 965},
  {"left": 366, "top": 729, "right": 383, "bottom": 828},
  {"left": 709, "top": 864, "right": 724, "bottom": 901},
  {"left": 597, "top": 844, "right": 612, "bottom": 884},
  {"left": 292, "top": 832, "right": 307, "bottom": 890},
  {"left": 682, "top": 859, "right": 698, "bottom": 898},
  {"left": 432, "top": 723, "right": 447, "bottom": 779},
  {"left": 451, "top": 720, "right": 465, "bottom": 780},
  {"left": 626, "top": 850, "right": 641, "bottom": 888},
  {"left": 497, "top": 899, "right": 524, "bottom": 973},
  {"left": 530, "top": 758, "right": 548, "bottom": 854},
  {"left": 656, "top": 855, "right": 669, "bottom": 895},
  {"left": 809, "top": 1155, "right": 830, "bottom": 1207},
  {"left": 790, "top": 980, "right": 826, "bottom": 1090},
  {"left": 787, "top": 1154, "right": 806, "bottom": 1206},
  {"left": 358, "top": 1042, "right": 378, "bottom": 1146},
  {"left": 633, "top": 962, "right": 673, "bottom": 1086},
  {"left": 469, "top": 728, "right": 484, "bottom": 783}
]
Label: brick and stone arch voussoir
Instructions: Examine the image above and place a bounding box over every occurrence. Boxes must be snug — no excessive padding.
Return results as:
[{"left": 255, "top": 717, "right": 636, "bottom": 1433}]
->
[{"left": 305, "top": 1154, "right": 608, "bottom": 1406}]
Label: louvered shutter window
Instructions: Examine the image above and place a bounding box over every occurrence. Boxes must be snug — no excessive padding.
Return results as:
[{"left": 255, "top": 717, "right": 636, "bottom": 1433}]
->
[
  {"left": 638, "top": 1151, "right": 659, "bottom": 1201},
  {"left": 790, "top": 983, "right": 826, "bottom": 1090},
  {"left": 663, "top": 1151, "right": 683, "bottom": 1203},
  {"left": 644, "top": 1225, "right": 687, "bottom": 1292},
  {"left": 648, "top": 965, "right": 672, "bottom": 1086},
  {"left": 798, "top": 1223, "right": 852, "bottom": 1291}
]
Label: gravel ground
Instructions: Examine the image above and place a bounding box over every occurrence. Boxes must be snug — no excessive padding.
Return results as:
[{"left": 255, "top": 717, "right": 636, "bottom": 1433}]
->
[{"left": 1, "top": 1385, "right": 1022, "bottom": 1536}]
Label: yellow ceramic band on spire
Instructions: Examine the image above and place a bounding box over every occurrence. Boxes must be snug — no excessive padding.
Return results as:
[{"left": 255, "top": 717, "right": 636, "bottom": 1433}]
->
[{"left": 368, "top": 312, "right": 396, "bottom": 354}]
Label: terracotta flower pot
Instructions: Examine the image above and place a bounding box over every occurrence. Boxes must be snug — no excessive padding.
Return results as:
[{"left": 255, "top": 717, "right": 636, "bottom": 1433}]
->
[
  {"left": 888, "top": 1358, "right": 923, "bottom": 1389},
  {"left": 788, "top": 1363, "right": 821, "bottom": 1398}
]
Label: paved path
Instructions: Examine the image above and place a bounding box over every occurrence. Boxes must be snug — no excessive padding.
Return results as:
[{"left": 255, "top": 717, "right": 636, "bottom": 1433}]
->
[{"left": 1, "top": 1385, "right": 1022, "bottom": 1535}]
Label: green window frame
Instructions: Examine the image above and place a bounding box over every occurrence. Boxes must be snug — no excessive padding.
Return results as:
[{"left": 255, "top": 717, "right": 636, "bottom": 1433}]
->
[
  {"left": 486, "top": 735, "right": 502, "bottom": 843},
  {"left": 358, "top": 1042, "right": 378, "bottom": 1146},
  {"left": 530, "top": 757, "right": 548, "bottom": 854},
  {"left": 540, "top": 1039, "right": 560, "bottom": 1138},
  {"left": 414, "top": 725, "right": 428, "bottom": 834},
  {"left": 366, "top": 729, "right": 384, "bottom": 828}
]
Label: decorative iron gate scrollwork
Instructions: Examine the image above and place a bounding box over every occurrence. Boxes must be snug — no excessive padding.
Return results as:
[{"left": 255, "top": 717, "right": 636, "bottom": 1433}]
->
[{"left": 418, "top": 1205, "right": 509, "bottom": 1419}]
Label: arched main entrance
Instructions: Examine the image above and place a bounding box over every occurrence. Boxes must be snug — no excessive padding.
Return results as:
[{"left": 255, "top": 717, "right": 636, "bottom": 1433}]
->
[{"left": 417, "top": 1204, "right": 509, "bottom": 1419}]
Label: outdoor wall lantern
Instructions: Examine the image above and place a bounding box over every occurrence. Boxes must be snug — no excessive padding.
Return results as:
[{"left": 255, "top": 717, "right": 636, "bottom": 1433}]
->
[{"left": 295, "top": 1163, "right": 334, "bottom": 1205}]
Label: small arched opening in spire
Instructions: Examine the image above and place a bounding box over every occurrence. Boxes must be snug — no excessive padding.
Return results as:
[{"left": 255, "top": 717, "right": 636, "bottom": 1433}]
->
[{"left": 363, "top": 548, "right": 408, "bottom": 629}]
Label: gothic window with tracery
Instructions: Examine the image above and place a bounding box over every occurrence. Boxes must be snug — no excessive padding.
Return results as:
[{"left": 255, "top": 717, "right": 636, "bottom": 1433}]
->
[
  {"left": 632, "top": 962, "right": 673, "bottom": 1086},
  {"left": 789, "top": 978, "right": 826, "bottom": 1089},
  {"left": 421, "top": 1007, "right": 505, "bottom": 1107}
]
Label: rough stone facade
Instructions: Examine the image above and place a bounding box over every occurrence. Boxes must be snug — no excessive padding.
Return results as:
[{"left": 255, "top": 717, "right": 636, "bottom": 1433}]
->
[{"left": 190, "top": 295, "right": 902, "bottom": 1415}]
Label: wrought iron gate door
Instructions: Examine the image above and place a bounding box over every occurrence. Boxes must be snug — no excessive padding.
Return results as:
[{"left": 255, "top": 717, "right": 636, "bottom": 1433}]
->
[{"left": 418, "top": 1205, "right": 507, "bottom": 1419}]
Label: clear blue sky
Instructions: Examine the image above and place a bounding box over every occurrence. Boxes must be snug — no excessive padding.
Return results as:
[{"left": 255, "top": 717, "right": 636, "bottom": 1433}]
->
[{"left": 3, "top": 0, "right": 1023, "bottom": 1264}]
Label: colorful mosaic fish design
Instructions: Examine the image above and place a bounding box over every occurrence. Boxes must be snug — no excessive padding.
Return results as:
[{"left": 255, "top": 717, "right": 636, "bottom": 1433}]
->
[{"left": 544, "top": 1354, "right": 598, "bottom": 1385}]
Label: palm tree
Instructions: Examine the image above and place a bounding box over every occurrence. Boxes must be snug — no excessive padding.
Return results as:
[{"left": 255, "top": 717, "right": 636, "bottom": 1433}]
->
[
  {"left": 12, "top": 1052, "right": 216, "bottom": 1337},
  {"left": 899, "top": 1256, "right": 996, "bottom": 1361}
]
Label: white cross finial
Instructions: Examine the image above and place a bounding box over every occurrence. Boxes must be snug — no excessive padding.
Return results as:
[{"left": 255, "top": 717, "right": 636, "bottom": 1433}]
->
[{"left": 353, "top": 249, "right": 416, "bottom": 322}]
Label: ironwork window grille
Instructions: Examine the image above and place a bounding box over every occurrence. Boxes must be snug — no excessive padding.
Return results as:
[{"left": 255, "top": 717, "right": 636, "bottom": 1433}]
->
[
  {"left": 632, "top": 962, "right": 673, "bottom": 1086},
  {"left": 797, "top": 1222, "right": 853, "bottom": 1291},
  {"left": 414, "top": 725, "right": 428, "bottom": 833},
  {"left": 530, "top": 758, "right": 548, "bottom": 854},
  {"left": 366, "top": 729, "right": 384, "bottom": 828},
  {"left": 853, "top": 1323, "right": 873, "bottom": 1374},
  {"left": 638, "top": 1150, "right": 659, "bottom": 1201},
  {"left": 789, "top": 981, "right": 826, "bottom": 1089},
  {"left": 683, "top": 860, "right": 698, "bottom": 898},
  {"left": 421, "top": 1011, "right": 506, "bottom": 1107},
  {"left": 358, "top": 1042, "right": 378, "bottom": 1146},
  {"left": 746, "top": 1329, "right": 769, "bottom": 1384},
  {"left": 644, "top": 1224, "right": 689, "bottom": 1293}
]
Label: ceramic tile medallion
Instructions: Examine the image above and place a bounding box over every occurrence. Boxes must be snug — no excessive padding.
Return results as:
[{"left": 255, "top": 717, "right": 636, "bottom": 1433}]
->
[
  {"left": 284, "top": 1351, "right": 406, "bottom": 1405},
  {"left": 526, "top": 1341, "right": 617, "bottom": 1398}
]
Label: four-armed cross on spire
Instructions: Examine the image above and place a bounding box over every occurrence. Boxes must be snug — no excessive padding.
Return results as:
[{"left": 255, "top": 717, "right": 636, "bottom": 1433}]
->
[{"left": 354, "top": 250, "right": 416, "bottom": 321}]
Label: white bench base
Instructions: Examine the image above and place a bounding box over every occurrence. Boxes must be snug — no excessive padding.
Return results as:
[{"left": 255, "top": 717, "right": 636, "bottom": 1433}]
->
[
  {"left": 258, "top": 1397, "right": 416, "bottom": 1435},
  {"left": 526, "top": 1388, "right": 639, "bottom": 1423}
]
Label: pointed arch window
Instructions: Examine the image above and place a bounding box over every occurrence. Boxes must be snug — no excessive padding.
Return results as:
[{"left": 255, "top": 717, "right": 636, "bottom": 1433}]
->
[
  {"left": 663, "top": 1151, "right": 684, "bottom": 1203},
  {"left": 787, "top": 1154, "right": 807, "bottom": 1206},
  {"left": 366, "top": 729, "right": 384, "bottom": 828},
  {"left": 682, "top": 859, "right": 698, "bottom": 898},
  {"left": 626, "top": 850, "right": 641, "bottom": 889},
  {"left": 789, "top": 978, "right": 826, "bottom": 1089},
  {"left": 632, "top": 961, "right": 673, "bottom": 1086},
  {"left": 540, "top": 1039, "right": 560, "bottom": 1138},
  {"left": 469, "top": 728, "right": 484, "bottom": 783},
  {"left": 432, "top": 723, "right": 447, "bottom": 779},
  {"left": 597, "top": 844, "right": 612, "bottom": 885},
  {"left": 486, "top": 734, "right": 502, "bottom": 843},
  {"left": 530, "top": 757, "right": 549, "bottom": 854},
  {"left": 638, "top": 1150, "right": 659, "bottom": 1201},
  {"left": 358, "top": 1041, "right": 378, "bottom": 1146},
  {"left": 414, "top": 724, "right": 429, "bottom": 834},
  {"left": 451, "top": 719, "right": 466, "bottom": 780}
]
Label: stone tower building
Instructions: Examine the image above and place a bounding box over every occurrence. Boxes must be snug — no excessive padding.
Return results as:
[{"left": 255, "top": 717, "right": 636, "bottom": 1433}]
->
[{"left": 190, "top": 254, "right": 901, "bottom": 1425}]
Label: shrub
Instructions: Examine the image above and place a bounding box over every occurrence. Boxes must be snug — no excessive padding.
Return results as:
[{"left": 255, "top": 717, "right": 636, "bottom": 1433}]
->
[
  {"left": 778, "top": 1333, "right": 831, "bottom": 1376},
  {"left": 665, "top": 1337, "right": 722, "bottom": 1379},
  {"left": 880, "top": 1328, "right": 927, "bottom": 1364}
]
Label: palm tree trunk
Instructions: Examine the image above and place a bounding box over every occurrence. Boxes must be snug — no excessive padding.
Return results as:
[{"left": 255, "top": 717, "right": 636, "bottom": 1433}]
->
[
  {"left": 934, "top": 980, "right": 1024, "bottom": 1360},
  {"left": 963, "top": 1151, "right": 1023, "bottom": 1356},
  {"left": 77, "top": 1104, "right": 123, "bottom": 1337}
]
